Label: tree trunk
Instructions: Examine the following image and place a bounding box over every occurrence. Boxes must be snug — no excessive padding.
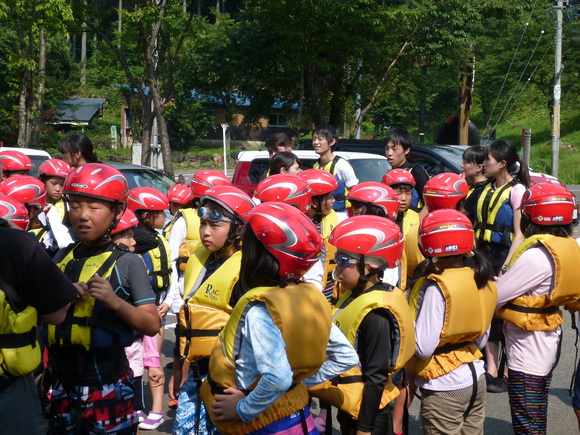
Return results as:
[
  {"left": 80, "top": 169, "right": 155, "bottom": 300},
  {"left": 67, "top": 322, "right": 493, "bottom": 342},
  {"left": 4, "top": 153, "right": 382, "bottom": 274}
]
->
[
  {"left": 140, "top": 105, "right": 154, "bottom": 166},
  {"left": 30, "top": 19, "right": 46, "bottom": 148},
  {"left": 354, "top": 40, "right": 411, "bottom": 135},
  {"left": 16, "top": 75, "right": 29, "bottom": 148}
]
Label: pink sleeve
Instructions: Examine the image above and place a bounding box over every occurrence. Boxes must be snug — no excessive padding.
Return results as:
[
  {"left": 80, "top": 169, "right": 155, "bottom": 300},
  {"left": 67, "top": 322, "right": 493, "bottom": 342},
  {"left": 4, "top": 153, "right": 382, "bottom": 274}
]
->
[
  {"left": 510, "top": 183, "right": 526, "bottom": 210},
  {"left": 496, "top": 247, "right": 553, "bottom": 307},
  {"left": 142, "top": 334, "right": 161, "bottom": 368}
]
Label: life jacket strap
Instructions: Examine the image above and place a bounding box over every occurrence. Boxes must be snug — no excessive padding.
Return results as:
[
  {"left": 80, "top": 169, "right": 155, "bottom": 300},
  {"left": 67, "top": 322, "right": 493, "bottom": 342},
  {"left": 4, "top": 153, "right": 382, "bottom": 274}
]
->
[
  {"left": 503, "top": 303, "right": 560, "bottom": 314},
  {"left": 433, "top": 341, "right": 474, "bottom": 355},
  {"left": 0, "top": 325, "right": 37, "bottom": 349}
]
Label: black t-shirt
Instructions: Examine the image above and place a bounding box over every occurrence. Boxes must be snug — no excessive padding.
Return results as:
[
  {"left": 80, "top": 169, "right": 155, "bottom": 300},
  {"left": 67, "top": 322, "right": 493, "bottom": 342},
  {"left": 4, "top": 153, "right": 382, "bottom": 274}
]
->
[
  {"left": 0, "top": 225, "right": 77, "bottom": 315},
  {"left": 133, "top": 228, "right": 159, "bottom": 254},
  {"left": 337, "top": 284, "right": 393, "bottom": 432},
  {"left": 399, "top": 160, "right": 429, "bottom": 197},
  {"left": 464, "top": 180, "right": 489, "bottom": 221}
]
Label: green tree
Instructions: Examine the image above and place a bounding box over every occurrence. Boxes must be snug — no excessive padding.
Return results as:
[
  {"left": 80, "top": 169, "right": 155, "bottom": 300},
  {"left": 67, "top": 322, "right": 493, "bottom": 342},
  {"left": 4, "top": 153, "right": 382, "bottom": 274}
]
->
[
  {"left": 1, "top": 0, "right": 72, "bottom": 147},
  {"left": 74, "top": 0, "right": 197, "bottom": 177}
]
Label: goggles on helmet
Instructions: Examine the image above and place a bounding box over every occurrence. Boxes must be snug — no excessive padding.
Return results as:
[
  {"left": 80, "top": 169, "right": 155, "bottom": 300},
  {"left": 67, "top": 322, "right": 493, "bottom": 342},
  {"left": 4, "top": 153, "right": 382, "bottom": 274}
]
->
[
  {"left": 197, "top": 206, "right": 231, "bottom": 223},
  {"left": 334, "top": 253, "right": 360, "bottom": 268}
]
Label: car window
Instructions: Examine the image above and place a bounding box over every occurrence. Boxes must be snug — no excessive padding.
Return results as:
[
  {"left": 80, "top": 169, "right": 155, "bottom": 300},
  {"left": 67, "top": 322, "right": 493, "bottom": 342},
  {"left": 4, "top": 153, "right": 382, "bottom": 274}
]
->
[
  {"left": 407, "top": 152, "right": 441, "bottom": 177},
  {"left": 122, "top": 169, "right": 174, "bottom": 193},
  {"left": 349, "top": 159, "right": 392, "bottom": 182},
  {"left": 248, "top": 159, "right": 270, "bottom": 184},
  {"left": 29, "top": 155, "right": 49, "bottom": 177}
]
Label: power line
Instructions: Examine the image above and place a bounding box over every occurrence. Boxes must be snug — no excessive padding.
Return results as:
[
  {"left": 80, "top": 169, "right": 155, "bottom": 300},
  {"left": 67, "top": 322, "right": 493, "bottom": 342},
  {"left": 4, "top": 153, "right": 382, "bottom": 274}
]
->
[
  {"left": 484, "top": 0, "right": 539, "bottom": 138},
  {"left": 492, "top": 29, "right": 547, "bottom": 134},
  {"left": 495, "top": 37, "right": 554, "bottom": 128}
]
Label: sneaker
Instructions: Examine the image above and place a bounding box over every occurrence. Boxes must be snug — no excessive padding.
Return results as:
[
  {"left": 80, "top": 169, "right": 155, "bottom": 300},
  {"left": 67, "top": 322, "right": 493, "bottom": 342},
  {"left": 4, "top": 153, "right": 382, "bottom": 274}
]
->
[
  {"left": 485, "top": 373, "right": 508, "bottom": 393},
  {"left": 168, "top": 399, "right": 178, "bottom": 410},
  {"left": 139, "top": 412, "right": 164, "bottom": 430},
  {"left": 136, "top": 410, "right": 146, "bottom": 423}
]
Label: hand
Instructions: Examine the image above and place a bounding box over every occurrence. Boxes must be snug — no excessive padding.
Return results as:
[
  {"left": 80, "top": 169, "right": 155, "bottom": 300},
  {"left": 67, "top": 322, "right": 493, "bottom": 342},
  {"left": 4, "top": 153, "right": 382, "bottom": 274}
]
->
[
  {"left": 148, "top": 366, "right": 165, "bottom": 388},
  {"left": 74, "top": 282, "right": 89, "bottom": 301},
  {"left": 158, "top": 303, "right": 170, "bottom": 320},
  {"left": 87, "top": 274, "right": 119, "bottom": 310},
  {"left": 212, "top": 387, "right": 245, "bottom": 421}
]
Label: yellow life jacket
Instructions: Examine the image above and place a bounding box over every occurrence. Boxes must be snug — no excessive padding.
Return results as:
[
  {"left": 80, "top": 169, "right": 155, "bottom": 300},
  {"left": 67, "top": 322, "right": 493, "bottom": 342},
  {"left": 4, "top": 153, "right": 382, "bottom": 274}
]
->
[
  {"left": 54, "top": 199, "right": 67, "bottom": 221},
  {"left": 402, "top": 209, "right": 420, "bottom": 237},
  {"left": 496, "top": 235, "right": 580, "bottom": 331},
  {"left": 200, "top": 283, "right": 332, "bottom": 434},
  {"left": 142, "top": 233, "right": 172, "bottom": 294},
  {"left": 47, "top": 244, "right": 131, "bottom": 351},
  {"left": 406, "top": 268, "right": 497, "bottom": 380},
  {"left": 0, "top": 286, "right": 41, "bottom": 378},
  {"left": 403, "top": 224, "right": 424, "bottom": 283},
  {"left": 169, "top": 209, "right": 201, "bottom": 272},
  {"left": 309, "top": 286, "right": 415, "bottom": 419},
  {"left": 177, "top": 249, "right": 242, "bottom": 362},
  {"left": 322, "top": 211, "right": 338, "bottom": 298},
  {"left": 29, "top": 226, "right": 49, "bottom": 243},
  {"left": 475, "top": 180, "right": 517, "bottom": 246},
  {"left": 314, "top": 156, "right": 351, "bottom": 211}
]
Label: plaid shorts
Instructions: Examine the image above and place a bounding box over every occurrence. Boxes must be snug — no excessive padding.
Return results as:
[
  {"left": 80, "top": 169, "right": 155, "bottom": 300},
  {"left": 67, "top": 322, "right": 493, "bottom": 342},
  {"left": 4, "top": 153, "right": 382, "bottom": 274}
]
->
[{"left": 48, "top": 369, "right": 137, "bottom": 434}]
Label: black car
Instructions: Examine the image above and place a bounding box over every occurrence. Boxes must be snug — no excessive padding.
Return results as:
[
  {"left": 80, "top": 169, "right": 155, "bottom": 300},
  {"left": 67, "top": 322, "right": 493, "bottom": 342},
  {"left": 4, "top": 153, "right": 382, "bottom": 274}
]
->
[
  {"left": 105, "top": 161, "right": 175, "bottom": 193},
  {"left": 297, "top": 138, "right": 466, "bottom": 176}
]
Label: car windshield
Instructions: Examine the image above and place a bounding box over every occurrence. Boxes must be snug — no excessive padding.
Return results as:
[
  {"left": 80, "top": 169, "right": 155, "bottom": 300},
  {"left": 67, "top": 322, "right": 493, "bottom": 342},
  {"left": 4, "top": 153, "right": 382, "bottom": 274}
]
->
[
  {"left": 29, "top": 155, "right": 49, "bottom": 177},
  {"left": 121, "top": 168, "right": 175, "bottom": 193},
  {"left": 349, "top": 159, "right": 392, "bottom": 182},
  {"left": 429, "top": 146, "right": 465, "bottom": 170}
]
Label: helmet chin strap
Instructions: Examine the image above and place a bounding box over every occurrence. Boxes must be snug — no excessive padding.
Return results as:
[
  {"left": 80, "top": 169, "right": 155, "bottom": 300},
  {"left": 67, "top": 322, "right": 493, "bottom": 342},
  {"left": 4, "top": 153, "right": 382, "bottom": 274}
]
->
[
  {"left": 218, "top": 219, "right": 241, "bottom": 255},
  {"left": 311, "top": 198, "right": 323, "bottom": 224},
  {"left": 351, "top": 255, "right": 387, "bottom": 294}
]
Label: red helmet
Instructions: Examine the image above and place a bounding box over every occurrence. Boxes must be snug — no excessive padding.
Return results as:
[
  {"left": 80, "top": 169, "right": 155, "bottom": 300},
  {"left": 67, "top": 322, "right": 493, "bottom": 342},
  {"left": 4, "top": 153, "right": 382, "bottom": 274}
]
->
[
  {"left": 127, "top": 187, "right": 170, "bottom": 212},
  {"left": 521, "top": 182, "right": 575, "bottom": 225},
  {"left": 201, "top": 185, "right": 255, "bottom": 222},
  {"left": 0, "top": 175, "right": 46, "bottom": 208},
  {"left": 0, "top": 193, "right": 30, "bottom": 230},
  {"left": 329, "top": 216, "right": 404, "bottom": 268},
  {"left": 382, "top": 168, "right": 416, "bottom": 187},
  {"left": 191, "top": 170, "right": 230, "bottom": 198},
  {"left": 38, "top": 159, "right": 72, "bottom": 179},
  {"left": 0, "top": 150, "right": 34, "bottom": 172},
  {"left": 111, "top": 208, "right": 139, "bottom": 235},
  {"left": 167, "top": 183, "right": 194, "bottom": 205},
  {"left": 347, "top": 182, "right": 399, "bottom": 220},
  {"left": 64, "top": 163, "right": 129, "bottom": 202},
  {"left": 422, "top": 173, "right": 469, "bottom": 210},
  {"left": 248, "top": 202, "right": 323, "bottom": 280},
  {"left": 419, "top": 209, "right": 475, "bottom": 257},
  {"left": 298, "top": 169, "right": 338, "bottom": 196},
  {"left": 255, "top": 174, "right": 311, "bottom": 213}
]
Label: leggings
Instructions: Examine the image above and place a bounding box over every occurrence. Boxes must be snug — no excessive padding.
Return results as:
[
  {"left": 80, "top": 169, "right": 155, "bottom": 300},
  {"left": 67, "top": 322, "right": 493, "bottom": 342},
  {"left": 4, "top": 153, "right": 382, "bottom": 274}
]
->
[{"left": 507, "top": 368, "right": 552, "bottom": 434}]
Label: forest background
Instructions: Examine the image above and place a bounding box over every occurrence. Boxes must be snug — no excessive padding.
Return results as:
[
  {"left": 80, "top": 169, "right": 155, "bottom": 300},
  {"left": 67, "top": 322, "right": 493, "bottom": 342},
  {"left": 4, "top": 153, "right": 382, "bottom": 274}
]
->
[{"left": 0, "top": 0, "right": 579, "bottom": 181}]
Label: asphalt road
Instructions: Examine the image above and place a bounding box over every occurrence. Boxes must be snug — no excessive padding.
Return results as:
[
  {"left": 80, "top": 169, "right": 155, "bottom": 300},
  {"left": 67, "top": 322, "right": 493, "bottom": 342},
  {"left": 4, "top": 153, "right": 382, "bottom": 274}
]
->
[
  {"left": 144, "top": 314, "right": 580, "bottom": 435},
  {"left": 147, "top": 178, "right": 580, "bottom": 434}
]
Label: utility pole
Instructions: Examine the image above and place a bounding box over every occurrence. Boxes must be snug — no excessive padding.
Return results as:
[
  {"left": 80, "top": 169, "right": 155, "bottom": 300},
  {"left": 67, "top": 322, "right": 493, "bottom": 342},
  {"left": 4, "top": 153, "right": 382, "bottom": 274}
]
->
[{"left": 551, "top": 0, "right": 563, "bottom": 177}]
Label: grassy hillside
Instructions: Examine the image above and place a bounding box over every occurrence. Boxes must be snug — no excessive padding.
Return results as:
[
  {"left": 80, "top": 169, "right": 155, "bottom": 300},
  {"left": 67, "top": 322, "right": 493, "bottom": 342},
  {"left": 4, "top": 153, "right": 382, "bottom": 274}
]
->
[{"left": 479, "top": 98, "right": 580, "bottom": 184}]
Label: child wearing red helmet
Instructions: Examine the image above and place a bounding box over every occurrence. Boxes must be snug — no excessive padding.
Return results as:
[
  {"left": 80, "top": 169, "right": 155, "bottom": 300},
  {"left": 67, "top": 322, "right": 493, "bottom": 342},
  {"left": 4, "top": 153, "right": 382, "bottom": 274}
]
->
[
  {"left": 310, "top": 216, "right": 414, "bottom": 435},
  {"left": 0, "top": 149, "right": 33, "bottom": 180},
  {"left": 408, "top": 209, "right": 497, "bottom": 434},
  {"left": 199, "top": 202, "right": 358, "bottom": 434},
  {"left": 0, "top": 175, "right": 73, "bottom": 258},
  {"left": 47, "top": 163, "right": 159, "bottom": 434},
  {"left": 172, "top": 185, "right": 255, "bottom": 435},
  {"left": 382, "top": 168, "right": 420, "bottom": 237},
  {"left": 496, "top": 182, "right": 580, "bottom": 434},
  {"left": 126, "top": 186, "right": 173, "bottom": 429}
]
